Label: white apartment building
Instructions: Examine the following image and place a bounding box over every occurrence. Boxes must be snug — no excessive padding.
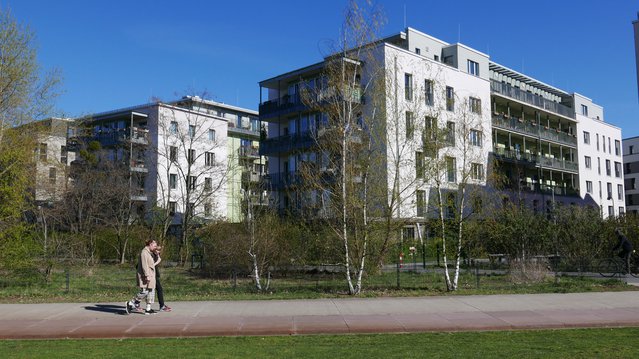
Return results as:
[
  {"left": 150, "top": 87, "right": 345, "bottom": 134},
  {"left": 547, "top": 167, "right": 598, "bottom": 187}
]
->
[
  {"left": 76, "top": 96, "right": 261, "bottom": 224},
  {"left": 259, "top": 27, "right": 623, "bottom": 222}
]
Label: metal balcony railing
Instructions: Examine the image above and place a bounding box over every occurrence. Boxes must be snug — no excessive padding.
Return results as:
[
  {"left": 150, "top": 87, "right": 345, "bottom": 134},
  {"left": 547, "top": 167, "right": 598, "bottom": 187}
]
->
[
  {"left": 491, "top": 80, "right": 574, "bottom": 119},
  {"left": 491, "top": 114, "right": 577, "bottom": 147}
]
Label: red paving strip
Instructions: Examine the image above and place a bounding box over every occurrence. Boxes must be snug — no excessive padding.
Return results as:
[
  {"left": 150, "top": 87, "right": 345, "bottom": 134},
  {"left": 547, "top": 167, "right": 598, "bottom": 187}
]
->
[{"left": 3, "top": 293, "right": 639, "bottom": 339}]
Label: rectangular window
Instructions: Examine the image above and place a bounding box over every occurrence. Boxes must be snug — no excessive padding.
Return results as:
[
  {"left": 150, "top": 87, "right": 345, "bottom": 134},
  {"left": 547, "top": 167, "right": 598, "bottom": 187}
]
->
[
  {"left": 446, "top": 157, "right": 456, "bottom": 183},
  {"left": 446, "top": 86, "right": 454, "bottom": 111},
  {"left": 415, "top": 48, "right": 421, "bottom": 55},
  {"left": 607, "top": 182, "right": 613, "bottom": 199},
  {"left": 416, "top": 151, "right": 424, "bottom": 179},
  {"left": 446, "top": 121, "right": 455, "bottom": 146},
  {"left": 39, "top": 143, "right": 47, "bottom": 161},
  {"left": 60, "top": 145, "right": 68, "bottom": 165},
  {"left": 583, "top": 131, "right": 590, "bottom": 144},
  {"left": 425, "top": 80, "right": 434, "bottom": 106},
  {"left": 469, "top": 129, "right": 482, "bottom": 147},
  {"left": 467, "top": 60, "right": 479, "bottom": 76},
  {"left": 189, "top": 125, "right": 196, "bottom": 138},
  {"left": 169, "top": 146, "right": 177, "bottom": 162},
  {"left": 187, "top": 149, "right": 196, "bottom": 164},
  {"left": 204, "top": 177, "right": 212, "bottom": 192},
  {"left": 615, "top": 162, "right": 621, "bottom": 178},
  {"left": 602, "top": 136, "right": 606, "bottom": 153},
  {"left": 405, "top": 111, "right": 414, "bottom": 139},
  {"left": 598, "top": 157, "right": 601, "bottom": 175},
  {"left": 606, "top": 160, "right": 611, "bottom": 176},
  {"left": 608, "top": 137, "right": 611, "bottom": 154},
  {"left": 204, "top": 202, "right": 212, "bottom": 217},
  {"left": 187, "top": 202, "right": 195, "bottom": 216},
  {"left": 581, "top": 104, "right": 588, "bottom": 116},
  {"left": 187, "top": 176, "right": 197, "bottom": 191},
  {"left": 586, "top": 181, "right": 593, "bottom": 194},
  {"left": 169, "top": 173, "right": 177, "bottom": 189},
  {"left": 596, "top": 134, "right": 599, "bottom": 150},
  {"left": 618, "top": 184, "right": 623, "bottom": 201},
  {"left": 599, "top": 181, "right": 602, "bottom": 198},
  {"left": 471, "top": 163, "right": 484, "bottom": 180},
  {"left": 168, "top": 201, "right": 177, "bottom": 214},
  {"left": 404, "top": 73, "right": 413, "bottom": 101},
  {"left": 209, "top": 129, "right": 216, "bottom": 141},
  {"left": 170, "top": 121, "right": 178, "bottom": 134},
  {"left": 585, "top": 156, "right": 591, "bottom": 169},
  {"left": 615, "top": 140, "right": 621, "bottom": 156},
  {"left": 48, "top": 167, "right": 56, "bottom": 184},
  {"left": 205, "top": 152, "right": 215, "bottom": 166},
  {"left": 609, "top": 206, "right": 614, "bottom": 217},
  {"left": 469, "top": 97, "right": 481, "bottom": 114},
  {"left": 416, "top": 190, "right": 426, "bottom": 217}
]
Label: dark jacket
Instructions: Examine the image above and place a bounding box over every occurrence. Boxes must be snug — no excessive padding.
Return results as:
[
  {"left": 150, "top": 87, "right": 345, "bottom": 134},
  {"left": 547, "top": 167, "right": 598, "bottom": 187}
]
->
[{"left": 613, "top": 233, "right": 633, "bottom": 252}]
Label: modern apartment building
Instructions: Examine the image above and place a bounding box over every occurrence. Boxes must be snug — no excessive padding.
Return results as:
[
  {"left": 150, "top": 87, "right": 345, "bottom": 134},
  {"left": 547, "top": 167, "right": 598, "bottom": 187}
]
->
[
  {"left": 259, "top": 27, "right": 623, "bottom": 222},
  {"left": 623, "top": 136, "right": 639, "bottom": 214},
  {"left": 72, "top": 96, "right": 263, "bottom": 223}
]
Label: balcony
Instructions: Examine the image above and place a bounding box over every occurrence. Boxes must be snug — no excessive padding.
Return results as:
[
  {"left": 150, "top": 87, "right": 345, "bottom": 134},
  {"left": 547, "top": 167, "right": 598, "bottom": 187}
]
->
[
  {"left": 493, "top": 146, "right": 578, "bottom": 172},
  {"left": 263, "top": 172, "right": 305, "bottom": 190},
  {"left": 491, "top": 80, "right": 574, "bottom": 119},
  {"left": 259, "top": 94, "right": 307, "bottom": 120},
  {"left": 239, "top": 145, "right": 260, "bottom": 159},
  {"left": 91, "top": 127, "right": 149, "bottom": 147},
  {"left": 242, "top": 171, "right": 261, "bottom": 183},
  {"left": 518, "top": 181, "right": 580, "bottom": 197},
  {"left": 130, "top": 127, "right": 149, "bottom": 145},
  {"left": 131, "top": 188, "right": 147, "bottom": 202},
  {"left": 130, "top": 159, "right": 148, "bottom": 173},
  {"left": 492, "top": 114, "right": 577, "bottom": 147},
  {"left": 260, "top": 131, "right": 315, "bottom": 155}
]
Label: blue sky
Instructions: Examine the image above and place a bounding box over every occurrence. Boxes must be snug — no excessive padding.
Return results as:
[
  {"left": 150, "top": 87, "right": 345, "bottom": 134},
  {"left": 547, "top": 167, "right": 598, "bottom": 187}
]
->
[{"left": 5, "top": 1, "right": 639, "bottom": 136}]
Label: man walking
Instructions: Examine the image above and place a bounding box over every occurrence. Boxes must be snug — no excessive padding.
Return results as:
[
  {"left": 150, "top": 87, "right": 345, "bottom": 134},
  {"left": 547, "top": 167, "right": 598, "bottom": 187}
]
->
[{"left": 126, "top": 239, "right": 158, "bottom": 315}]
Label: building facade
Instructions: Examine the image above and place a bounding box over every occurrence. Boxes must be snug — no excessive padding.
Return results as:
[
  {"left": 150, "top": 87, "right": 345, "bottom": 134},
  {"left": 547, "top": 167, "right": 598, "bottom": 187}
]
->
[
  {"left": 623, "top": 136, "right": 639, "bottom": 214},
  {"left": 259, "top": 27, "right": 624, "bottom": 222}
]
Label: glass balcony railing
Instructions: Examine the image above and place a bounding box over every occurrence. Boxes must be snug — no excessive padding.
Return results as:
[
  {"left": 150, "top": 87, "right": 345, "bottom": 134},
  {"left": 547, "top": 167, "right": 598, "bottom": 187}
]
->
[
  {"left": 493, "top": 146, "right": 578, "bottom": 172},
  {"left": 492, "top": 114, "right": 577, "bottom": 147},
  {"left": 491, "top": 80, "right": 574, "bottom": 119}
]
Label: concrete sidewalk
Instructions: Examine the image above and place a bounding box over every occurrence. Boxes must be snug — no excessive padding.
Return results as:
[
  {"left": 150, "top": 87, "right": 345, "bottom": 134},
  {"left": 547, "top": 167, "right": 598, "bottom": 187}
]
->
[{"left": 2, "top": 291, "right": 639, "bottom": 339}]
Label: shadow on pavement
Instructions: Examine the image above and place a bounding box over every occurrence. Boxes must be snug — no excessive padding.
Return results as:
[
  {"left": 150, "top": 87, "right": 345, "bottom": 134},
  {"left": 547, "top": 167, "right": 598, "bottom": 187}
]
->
[{"left": 84, "top": 304, "right": 127, "bottom": 315}]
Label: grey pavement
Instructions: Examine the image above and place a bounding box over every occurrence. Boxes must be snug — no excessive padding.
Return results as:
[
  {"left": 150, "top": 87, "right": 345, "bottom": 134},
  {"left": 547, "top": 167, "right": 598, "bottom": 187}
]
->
[{"left": 2, "top": 291, "right": 639, "bottom": 339}]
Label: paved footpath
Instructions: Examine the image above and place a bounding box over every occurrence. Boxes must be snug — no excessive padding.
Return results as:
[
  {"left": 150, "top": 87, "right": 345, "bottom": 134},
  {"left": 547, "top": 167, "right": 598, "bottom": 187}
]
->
[{"left": 2, "top": 291, "right": 639, "bottom": 339}]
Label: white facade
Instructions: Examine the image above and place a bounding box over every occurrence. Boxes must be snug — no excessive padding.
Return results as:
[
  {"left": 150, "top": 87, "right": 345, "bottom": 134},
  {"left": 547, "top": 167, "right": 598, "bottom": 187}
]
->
[
  {"left": 575, "top": 93, "right": 624, "bottom": 217},
  {"left": 33, "top": 118, "right": 76, "bottom": 202}
]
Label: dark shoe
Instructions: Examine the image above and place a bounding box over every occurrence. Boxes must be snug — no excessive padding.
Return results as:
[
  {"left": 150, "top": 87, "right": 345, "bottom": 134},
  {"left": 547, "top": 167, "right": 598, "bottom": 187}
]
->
[
  {"left": 144, "top": 309, "right": 157, "bottom": 315},
  {"left": 160, "top": 305, "right": 172, "bottom": 312},
  {"left": 125, "top": 301, "right": 131, "bottom": 314}
]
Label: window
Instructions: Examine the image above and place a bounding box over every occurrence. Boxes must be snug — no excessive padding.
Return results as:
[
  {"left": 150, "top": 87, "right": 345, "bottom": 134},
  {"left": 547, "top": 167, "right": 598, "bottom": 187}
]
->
[
  {"left": 609, "top": 206, "right": 614, "bottom": 217},
  {"left": 404, "top": 73, "right": 413, "bottom": 101},
  {"left": 615, "top": 140, "right": 621, "bottom": 156},
  {"left": 424, "top": 80, "right": 434, "bottom": 106},
  {"left": 187, "top": 149, "right": 196, "bottom": 164},
  {"left": 583, "top": 131, "right": 590, "bottom": 145},
  {"left": 170, "top": 121, "right": 178, "bottom": 134},
  {"left": 415, "top": 151, "right": 424, "bottom": 179},
  {"left": 602, "top": 136, "right": 606, "bottom": 153},
  {"left": 205, "top": 152, "right": 215, "bottom": 166},
  {"left": 630, "top": 145, "right": 634, "bottom": 155},
  {"left": 618, "top": 184, "right": 623, "bottom": 201},
  {"left": 471, "top": 163, "right": 484, "bottom": 180},
  {"left": 48, "top": 167, "right": 56, "bottom": 184},
  {"left": 620, "top": 207, "right": 625, "bottom": 215},
  {"left": 169, "top": 173, "right": 177, "bottom": 189},
  {"left": 168, "top": 201, "right": 177, "bottom": 215},
  {"left": 446, "top": 121, "right": 455, "bottom": 146},
  {"left": 470, "top": 130, "right": 482, "bottom": 147},
  {"left": 434, "top": 55, "right": 439, "bottom": 61},
  {"left": 599, "top": 181, "right": 602, "bottom": 198},
  {"left": 469, "top": 97, "right": 481, "bottom": 114},
  {"left": 467, "top": 60, "right": 480, "bottom": 76},
  {"left": 446, "top": 157, "right": 456, "bottom": 183},
  {"left": 60, "top": 145, "right": 68, "bottom": 165},
  {"left": 189, "top": 125, "right": 196, "bottom": 138},
  {"left": 596, "top": 134, "right": 599, "bottom": 150},
  {"left": 204, "top": 202, "right": 212, "bottom": 217},
  {"left": 608, "top": 137, "right": 611, "bottom": 154},
  {"left": 187, "top": 202, "right": 195, "bottom": 216},
  {"left": 416, "top": 190, "right": 426, "bottom": 217},
  {"left": 204, "top": 177, "right": 212, "bottom": 192},
  {"left": 585, "top": 156, "right": 591, "bottom": 169},
  {"left": 615, "top": 162, "right": 621, "bottom": 178},
  {"left": 607, "top": 182, "right": 612, "bottom": 199},
  {"left": 581, "top": 104, "right": 588, "bottom": 116},
  {"left": 405, "top": 111, "right": 414, "bottom": 139},
  {"left": 606, "top": 160, "right": 611, "bottom": 176},
  {"left": 446, "top": 86, "right": 454, "bottom": 111},
  {"left": 39, "top": 143, "right": 47, "bottom": 161},
  {"left": 598, "top": 157, "right": 601, "bottom": 175},
  {"left": 209, "top": 129, "right": 216, "bottom": 141},
  {"left": 586, "top": 181, "right": 593, "bottom": 194},
  {"left": 187, "top": 176, "right": 197, "bottom": 191},
  {"left": 415, "top": 48, "right": 421, "bottom": 55},
  {"left": 169, "top": 146, "right": 177, "bottom": 162}
]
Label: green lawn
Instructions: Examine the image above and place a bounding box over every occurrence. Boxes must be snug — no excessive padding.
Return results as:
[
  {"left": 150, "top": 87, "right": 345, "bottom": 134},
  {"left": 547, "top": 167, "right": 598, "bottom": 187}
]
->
[
  {"left": 0, "top": 264, "right": 635, "bottom": 303},
  {"left": 2, "top": 328, "right": 639, "bottom": 358}
]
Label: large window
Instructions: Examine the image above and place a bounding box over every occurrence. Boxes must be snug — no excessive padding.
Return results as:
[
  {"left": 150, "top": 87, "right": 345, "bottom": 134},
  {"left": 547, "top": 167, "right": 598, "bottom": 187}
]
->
[
  {"left": 415, "top": 151, "right": 424, "bottom": 179},
  {"left": 606, "top": 160, "right": 611, "bottom": 176},
  {"left": 39, "top": 143, "right": 47, "bottom": 161},
  {"left": 446, "top": 86, "right": 454, "bottom": 111},
  {"left": 618, "top": 184, "right": 624, "bottom": 201},
  {"left": 209, "top": 129, "right": 216, "bottom": 142},
  {"left": 615, "top": 140, "right": 621, "bottom": 156},
  {"left": 169, "top": 146, "right": 177, "bottom": 162},
  {"left": 607, "top": 182, "right": 613, "bottom": 199},
  {"left": 469, "top": 97, "right": 481, "bottom": 114},
  {"left": 404, "top": 73, "right": 413, "bottom": 101},
  {"left": 205, "top": 152, "right": 215, "bottom": 166},
  {"left": 189, "top": 125, "right": 196, "bottom": 138},
  {"left": 583, "top": 131, "right": 590, "bottom": 144},
  {"left": 581, "top": 104, "right": 588, "bottom": 116},
  {"left": 169, "top": 173, "right": 177, "bottom": 189},
  {"left": 424, "top": 80, "right": 434, "bottom": 106},
  {"left": 471, "top": 163, "right": 484, "bottom": 180},
  {"left": 467, "top": 60, "right": 479, "bottom": 76},
  {"left": 205, "top": 177, "right": 212, "bottom": 192},
  {"left": 446, "top": 157, "right": 456, "bottom": 183},
  {"left": 405, "top": 111, "right": 414, "bottom": 139},
  {"left": 416, "top": 190, "right": 426, "bottom": 217},
  {"left": 586, "top": 181, "right": 593, "bottom": 194},
  {"left": 585, "top": 156, "right": 591, "bottom": 169},
  {"left": 615, "top": 162, "right": 621, "bottom": 178},
  {"left": 168, "top": 201, "right": 177, "bottom": 215},
  {"left": 169, "top": 121, "right": 178, "bottom": 135},
  {"left": 446, "top": 121, "right": 455, "bottom": 146},
  {"left": 187, "top": 176, "right": 197, "bottom": 191},
  {"left": 470, "top": 129, "right": 482, "bottom": 147},
  {"left": 187, "top": 149, "right": 196, "bottom": 164}
]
